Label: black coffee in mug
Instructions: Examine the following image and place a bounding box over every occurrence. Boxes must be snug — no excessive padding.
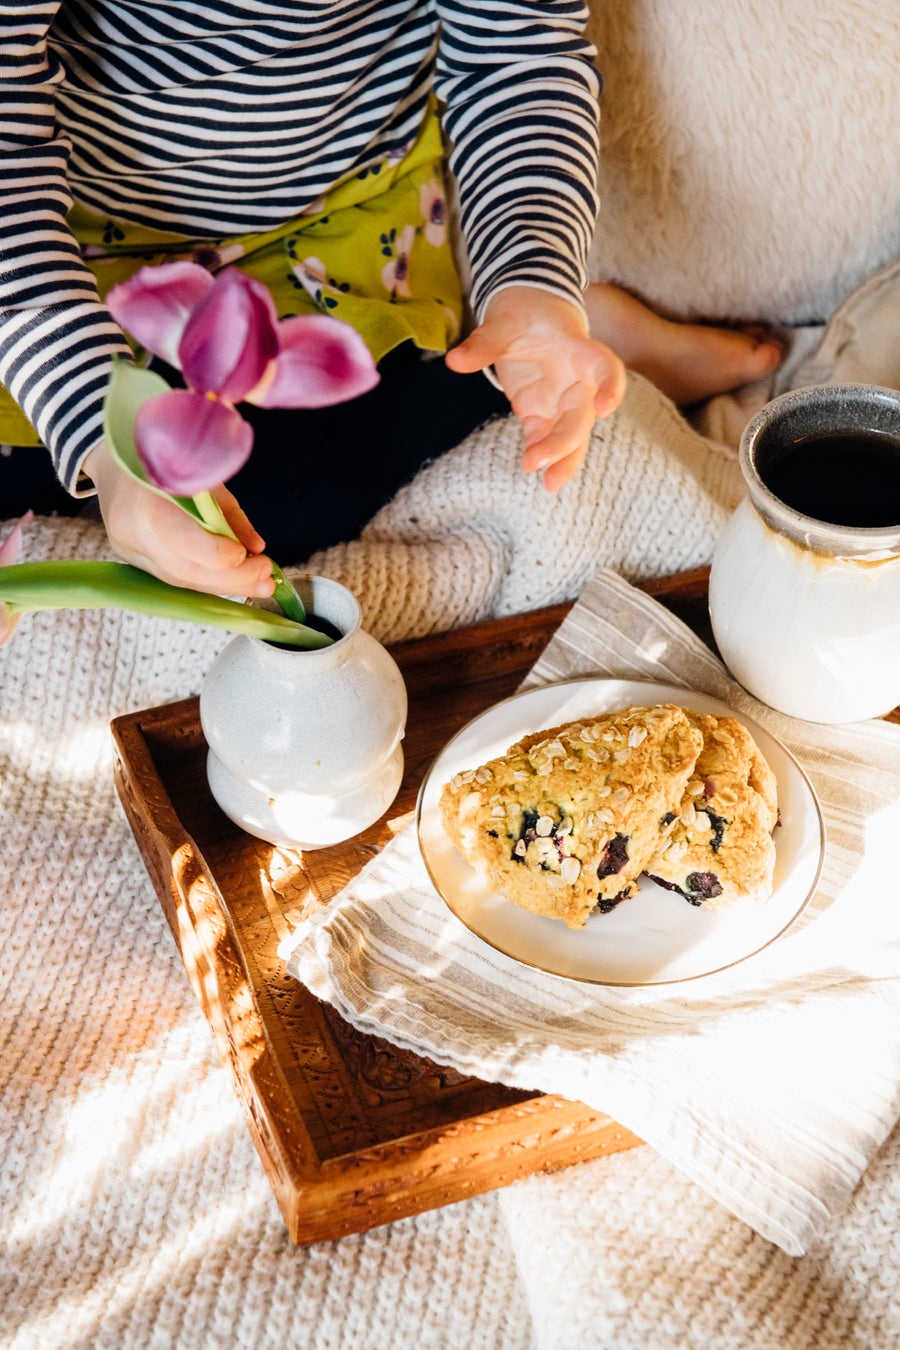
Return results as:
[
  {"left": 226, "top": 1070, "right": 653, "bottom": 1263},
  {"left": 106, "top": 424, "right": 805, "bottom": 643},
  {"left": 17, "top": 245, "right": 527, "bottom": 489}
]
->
[{"left": 763, "top": 427, "right": 900, "bottom": 528}]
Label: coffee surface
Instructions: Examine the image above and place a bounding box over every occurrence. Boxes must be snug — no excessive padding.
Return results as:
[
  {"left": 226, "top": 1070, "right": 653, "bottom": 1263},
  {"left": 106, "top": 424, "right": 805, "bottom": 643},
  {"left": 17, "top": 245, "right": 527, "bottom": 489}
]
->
[
  {"left": 764, "top": 429, "right": 900, "bottom": 527},
  {"left": 303, "top": 612, "right": 343, "bottom": 641}
]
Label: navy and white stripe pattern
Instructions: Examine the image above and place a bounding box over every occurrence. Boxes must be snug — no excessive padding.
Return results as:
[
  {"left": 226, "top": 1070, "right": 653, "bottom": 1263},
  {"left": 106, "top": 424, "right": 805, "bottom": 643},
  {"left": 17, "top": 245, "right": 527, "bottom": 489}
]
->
[{"left": 1, "top": 2, "right": 599, "bottom": 491}]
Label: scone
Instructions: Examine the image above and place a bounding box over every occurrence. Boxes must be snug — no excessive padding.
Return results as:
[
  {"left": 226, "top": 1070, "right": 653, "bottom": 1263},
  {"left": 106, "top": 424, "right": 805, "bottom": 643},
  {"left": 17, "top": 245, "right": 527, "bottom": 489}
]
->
[
  {"left": 439, "top": 704, "right": 704, "bottom": 929},
  {"left": 643, "top": 712, "right": 779, "bottom": 910}
]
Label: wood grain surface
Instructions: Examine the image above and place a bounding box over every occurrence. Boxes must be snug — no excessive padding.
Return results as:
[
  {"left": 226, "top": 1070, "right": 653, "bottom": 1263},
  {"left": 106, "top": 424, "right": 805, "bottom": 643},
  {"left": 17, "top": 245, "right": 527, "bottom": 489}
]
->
[{"left": 111, "top": 567, "right": 895, "bottom": 1244}]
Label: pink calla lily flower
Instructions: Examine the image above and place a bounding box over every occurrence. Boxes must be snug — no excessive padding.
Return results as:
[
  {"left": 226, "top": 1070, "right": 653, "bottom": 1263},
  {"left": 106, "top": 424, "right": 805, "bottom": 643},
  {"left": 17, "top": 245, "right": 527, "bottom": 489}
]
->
[
  {"left": 134, "top": 390, "right": 254, "bottom": 495},
  {"left": 0, "top": 510, "right": 33, "bottom": 644},
  {"left": 107, "top": 262, "right": 379, "bottom": 495},
  {"left": 0, "top": 510, "right": 33, "bottom": 567},
  {"left": 107, "top": 262, "right": 215, "bottom": 368},
  {"left": 178, "top": 270, "right": 280, "bottom": 402},
  {"left": 247, "top": 314, "right": 380, "bottom": 409}
]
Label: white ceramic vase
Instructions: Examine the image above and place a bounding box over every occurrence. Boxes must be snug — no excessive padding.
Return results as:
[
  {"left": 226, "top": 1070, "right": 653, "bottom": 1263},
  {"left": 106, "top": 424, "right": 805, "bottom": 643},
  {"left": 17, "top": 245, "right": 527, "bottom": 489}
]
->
[{"left": 199, "top": 576, "right": 407, "bottom": 850}]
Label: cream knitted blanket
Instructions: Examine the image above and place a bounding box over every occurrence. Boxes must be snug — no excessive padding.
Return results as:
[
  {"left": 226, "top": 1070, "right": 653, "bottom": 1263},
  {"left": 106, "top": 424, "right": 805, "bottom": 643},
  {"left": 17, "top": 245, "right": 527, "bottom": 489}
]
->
[
  {"left": 305, "top": 371, "right": 743, "bottom": 645},
  {"left": 0, "top": 515, "right": 531, "bottom": 1350}
]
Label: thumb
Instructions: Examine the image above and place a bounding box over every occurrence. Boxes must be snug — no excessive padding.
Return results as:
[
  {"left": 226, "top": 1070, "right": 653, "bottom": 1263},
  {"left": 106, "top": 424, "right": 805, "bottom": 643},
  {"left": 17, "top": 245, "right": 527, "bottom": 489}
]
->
[{"left": 445, "top": 324, "right": 503, "bottom": 375}]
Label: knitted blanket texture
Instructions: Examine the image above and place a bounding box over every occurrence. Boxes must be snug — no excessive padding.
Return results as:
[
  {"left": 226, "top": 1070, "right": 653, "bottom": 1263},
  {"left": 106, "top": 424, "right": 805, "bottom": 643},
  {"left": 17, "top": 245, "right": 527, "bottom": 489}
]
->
[{"left": 0, "top": 517, "right": 529, "bottom": 1350}]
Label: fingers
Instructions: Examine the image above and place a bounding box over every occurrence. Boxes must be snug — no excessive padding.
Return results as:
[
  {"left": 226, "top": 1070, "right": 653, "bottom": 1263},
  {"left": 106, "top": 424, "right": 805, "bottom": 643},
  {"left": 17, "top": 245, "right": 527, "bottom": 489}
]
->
[
  {"left": 500, "top": 340, "right": 626, "bottom": 493},
  {"left": 156, "top": 500, "right": 248, "bottom": 567},
  {"left": 593, "top": 356, "right": 628, "bottom": 419},
  {"left": 117, "top": 497, "right": 276, "bottom": 596},
  {"left": 156, "top": 554, "right": 275, "bottom": 598},
  {"left": 542, "top": 446, "right": 588, "bottom": 493},
  {"left": 92, "top": 442, "right": 276, "bottom": 598},
  {"left": 118, "top": 534, "right": 276, "bottom": 599},
  {"left": 514, "top": 351, "right": 625, "bottom": 492},
  {"left": 454, "top": 290, "right": 629, "bottom": 494},
  {"left": 211, "top": 483, "right": 266, "bottom": 554},
  {"left": 519, "top": 381, "right": 597, "bottom": 483}
]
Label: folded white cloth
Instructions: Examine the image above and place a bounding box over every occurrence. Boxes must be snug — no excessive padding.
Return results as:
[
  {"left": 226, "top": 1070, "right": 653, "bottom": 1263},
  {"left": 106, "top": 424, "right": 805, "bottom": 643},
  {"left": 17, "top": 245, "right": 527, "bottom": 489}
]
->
[{"left": 283, "top": 569, "right": 900, "bottom": 1259}]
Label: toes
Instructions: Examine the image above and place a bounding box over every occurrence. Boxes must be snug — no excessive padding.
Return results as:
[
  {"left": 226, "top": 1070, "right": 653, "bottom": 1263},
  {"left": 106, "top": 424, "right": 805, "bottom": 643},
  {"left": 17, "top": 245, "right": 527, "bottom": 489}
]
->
[{"left": 748, "top": 337, "right": 785, "bottom": 375}]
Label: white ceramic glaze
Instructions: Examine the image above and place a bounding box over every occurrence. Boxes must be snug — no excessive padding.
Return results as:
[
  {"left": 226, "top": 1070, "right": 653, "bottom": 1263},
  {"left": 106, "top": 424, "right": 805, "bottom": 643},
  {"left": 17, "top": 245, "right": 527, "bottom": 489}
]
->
[
  {"left": 200, "top": 576, "right": 407, "bottom": 849},
  {"left": 709, "top": 384, "right": 900, "bottom": 723}
]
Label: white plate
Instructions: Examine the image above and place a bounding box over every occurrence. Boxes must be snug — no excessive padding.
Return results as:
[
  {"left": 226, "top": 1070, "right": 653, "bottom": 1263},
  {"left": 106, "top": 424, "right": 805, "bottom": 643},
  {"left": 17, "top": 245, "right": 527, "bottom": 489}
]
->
[{"left": 416, "top": 678, "right": 825, "bottom": 986}]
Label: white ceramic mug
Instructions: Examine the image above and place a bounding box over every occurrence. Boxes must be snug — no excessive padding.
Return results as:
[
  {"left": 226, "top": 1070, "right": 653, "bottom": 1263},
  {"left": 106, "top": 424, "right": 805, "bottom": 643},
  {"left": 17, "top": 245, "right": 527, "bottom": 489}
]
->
[{"left": 708, "top": 383, "right": 900, "bottom": 723}]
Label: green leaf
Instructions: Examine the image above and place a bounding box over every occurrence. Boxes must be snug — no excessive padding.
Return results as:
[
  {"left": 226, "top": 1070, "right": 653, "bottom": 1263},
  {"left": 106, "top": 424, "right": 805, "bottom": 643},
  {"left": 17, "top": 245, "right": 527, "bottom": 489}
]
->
[
  {"left": 0, "top": 561, "right": 332, "bottom": 648},
  {"left": 191, "top": 492, "right": 306, "bottom": 622},
  {"left": 102, "top": 358, "right": 211, "bottom": 525}
]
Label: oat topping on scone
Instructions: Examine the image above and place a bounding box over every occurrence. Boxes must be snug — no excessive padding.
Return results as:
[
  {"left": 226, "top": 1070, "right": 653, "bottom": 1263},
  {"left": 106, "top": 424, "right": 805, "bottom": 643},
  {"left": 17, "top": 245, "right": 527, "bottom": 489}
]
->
[
  {"left": 439, "top": 704, "right": 704, "bottom": 929},
  {"left": 643, "top": 712, "right": 779, "bottom": 910}
]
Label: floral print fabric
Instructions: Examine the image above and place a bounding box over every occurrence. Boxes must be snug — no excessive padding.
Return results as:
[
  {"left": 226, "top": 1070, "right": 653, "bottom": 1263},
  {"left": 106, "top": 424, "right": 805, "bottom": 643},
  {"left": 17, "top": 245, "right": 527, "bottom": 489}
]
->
[{"left": 0, "top": 105, "right": 462, "bottom": 447}]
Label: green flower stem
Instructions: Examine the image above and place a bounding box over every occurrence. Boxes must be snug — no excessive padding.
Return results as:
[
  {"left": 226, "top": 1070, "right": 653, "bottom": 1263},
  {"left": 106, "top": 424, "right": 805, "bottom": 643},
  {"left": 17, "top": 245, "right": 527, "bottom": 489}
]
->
[
  {"left": 268, "top": 562, "right": 307, "bottom": 625},
  {"left": 191, "top": 489, "right": 306, "bottom": 625},
  {"left": 0, "top": 561, "right": 332, "bottom": 648},
  {"left": 191, "top": 490, "right": 230, "bottom": 533}
]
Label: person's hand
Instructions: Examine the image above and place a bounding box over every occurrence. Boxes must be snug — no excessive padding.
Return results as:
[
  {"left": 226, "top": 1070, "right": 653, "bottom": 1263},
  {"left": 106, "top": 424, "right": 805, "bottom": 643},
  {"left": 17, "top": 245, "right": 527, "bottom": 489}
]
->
[
  {"left": 83, "top": 439, "right": 276, "bottom": 598},
  {"left": 445, "top": 285, "right": 626, "bottom": 491}
]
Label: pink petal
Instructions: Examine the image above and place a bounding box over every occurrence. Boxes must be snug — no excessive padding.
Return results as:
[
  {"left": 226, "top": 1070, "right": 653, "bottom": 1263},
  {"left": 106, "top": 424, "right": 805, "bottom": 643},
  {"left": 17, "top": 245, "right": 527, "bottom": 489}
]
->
[
  {"left": 106, "top": 263, "right": 215, "bottom": 366},
  {"left": 247, "top": 314, "right": 379, "bottom": 409},
  {"left": 134, "top": 390, "right": 254, "bottom": 495},
  {"left": 0, "top": 509, "right": 33, "bottom": 567},
  {"left": 178, "top": 270, "right": 279, "bottom": 402}
]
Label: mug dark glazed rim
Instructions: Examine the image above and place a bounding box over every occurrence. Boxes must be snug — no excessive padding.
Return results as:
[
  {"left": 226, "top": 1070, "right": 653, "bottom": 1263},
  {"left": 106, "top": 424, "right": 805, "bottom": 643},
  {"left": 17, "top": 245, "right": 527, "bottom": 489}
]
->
[{"left": 739, "top": 382, "right": 900, "bottom": 553}]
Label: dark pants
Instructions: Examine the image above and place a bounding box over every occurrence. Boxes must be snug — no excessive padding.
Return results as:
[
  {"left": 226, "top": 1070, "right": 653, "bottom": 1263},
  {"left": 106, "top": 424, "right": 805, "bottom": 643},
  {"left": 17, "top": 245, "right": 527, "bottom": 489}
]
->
[
  {"left": 0, "top": 349, "right": 509, "bottom": 563},
  {"left": 225, "top": 348, "right": 509, "bottom": 563},
  {"left": 0, "top": 447, "right": 82, "bottom": 519}
]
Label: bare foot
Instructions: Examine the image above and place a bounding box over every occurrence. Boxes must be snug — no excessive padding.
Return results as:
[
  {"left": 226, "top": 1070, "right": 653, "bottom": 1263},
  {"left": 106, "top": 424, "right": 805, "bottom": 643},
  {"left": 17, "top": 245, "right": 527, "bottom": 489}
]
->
[{"left": 584, "top": 282, "right": 783, "bottom": 405}]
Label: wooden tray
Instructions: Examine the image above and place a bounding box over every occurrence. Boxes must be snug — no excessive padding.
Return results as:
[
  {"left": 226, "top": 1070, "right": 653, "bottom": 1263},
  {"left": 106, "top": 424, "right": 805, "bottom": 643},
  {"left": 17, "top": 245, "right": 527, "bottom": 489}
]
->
[{"left": 110, "top": 567, "right": 839, "bottom": 1245}]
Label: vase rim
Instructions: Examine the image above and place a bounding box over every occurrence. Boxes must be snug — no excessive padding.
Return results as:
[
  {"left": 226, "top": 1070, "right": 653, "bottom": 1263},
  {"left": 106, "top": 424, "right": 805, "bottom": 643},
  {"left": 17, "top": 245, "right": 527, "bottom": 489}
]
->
[{"left": 249, "top": 573, "right": 362, "bottom": 655}]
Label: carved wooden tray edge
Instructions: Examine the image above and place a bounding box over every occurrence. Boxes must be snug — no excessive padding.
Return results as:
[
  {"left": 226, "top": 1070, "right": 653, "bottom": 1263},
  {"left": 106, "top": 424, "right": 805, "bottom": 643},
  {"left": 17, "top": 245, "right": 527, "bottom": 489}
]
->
[{"left": 110, "top": 610, "right": 653, "bottom": 1245}]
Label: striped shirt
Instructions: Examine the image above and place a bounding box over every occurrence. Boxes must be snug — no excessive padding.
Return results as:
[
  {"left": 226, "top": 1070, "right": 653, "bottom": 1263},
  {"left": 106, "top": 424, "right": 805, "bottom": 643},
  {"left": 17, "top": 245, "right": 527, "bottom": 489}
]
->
[{"left": 0, "top": 2, "right": 600, "bottom": 492}]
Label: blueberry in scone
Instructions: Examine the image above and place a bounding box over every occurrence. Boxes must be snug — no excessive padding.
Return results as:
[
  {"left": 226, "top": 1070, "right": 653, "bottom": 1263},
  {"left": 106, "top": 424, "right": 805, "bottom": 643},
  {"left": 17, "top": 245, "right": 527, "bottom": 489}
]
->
[
  {"left": 438, "top": 704, "right": 704, "bottom": 929},
  {"left": 643, "top": 712, "right": 779, "bottom": 910}
]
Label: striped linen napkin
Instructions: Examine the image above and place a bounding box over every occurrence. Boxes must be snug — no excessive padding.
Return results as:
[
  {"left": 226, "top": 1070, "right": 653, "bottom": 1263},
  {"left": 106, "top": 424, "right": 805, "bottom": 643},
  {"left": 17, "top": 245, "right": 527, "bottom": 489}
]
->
[{"left": 283, "top": 569, "right": 900, "bottom": 1255}]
